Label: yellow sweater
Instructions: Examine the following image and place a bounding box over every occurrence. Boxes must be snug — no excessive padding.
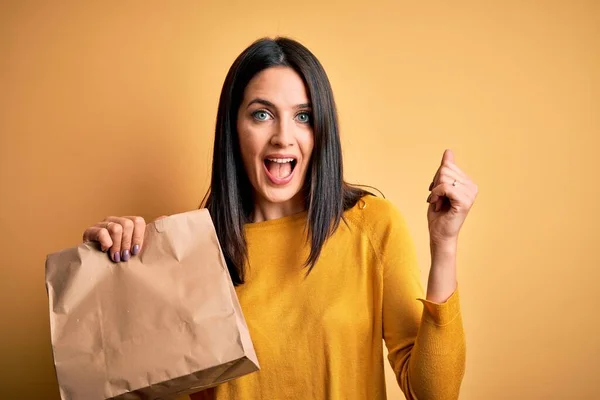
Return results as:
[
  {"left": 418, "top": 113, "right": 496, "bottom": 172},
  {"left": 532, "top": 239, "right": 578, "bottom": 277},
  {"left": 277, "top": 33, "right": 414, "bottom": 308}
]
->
[{"left": 192, "top": 195, "right": 465, "bottom": 399}]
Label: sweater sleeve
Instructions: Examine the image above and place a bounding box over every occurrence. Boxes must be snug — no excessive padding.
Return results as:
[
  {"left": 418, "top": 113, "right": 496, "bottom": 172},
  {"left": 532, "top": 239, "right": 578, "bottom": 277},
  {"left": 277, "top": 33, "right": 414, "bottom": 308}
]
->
[{"left": 374, "top": 200, "right": 466, "bottom": 400}]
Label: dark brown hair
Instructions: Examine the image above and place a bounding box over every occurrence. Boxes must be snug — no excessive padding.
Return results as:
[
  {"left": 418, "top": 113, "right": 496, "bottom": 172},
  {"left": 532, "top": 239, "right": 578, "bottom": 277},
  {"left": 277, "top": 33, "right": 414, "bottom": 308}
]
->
[{"left": 203, "top": 37, "right": 371, "bottom": 285}]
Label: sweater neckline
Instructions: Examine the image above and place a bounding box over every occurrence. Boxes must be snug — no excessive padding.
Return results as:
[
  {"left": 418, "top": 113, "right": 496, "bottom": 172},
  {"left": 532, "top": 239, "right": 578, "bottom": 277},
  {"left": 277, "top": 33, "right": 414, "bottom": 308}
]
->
[{"left": 245, "top": 210, "right": 308, "bottom": 231}]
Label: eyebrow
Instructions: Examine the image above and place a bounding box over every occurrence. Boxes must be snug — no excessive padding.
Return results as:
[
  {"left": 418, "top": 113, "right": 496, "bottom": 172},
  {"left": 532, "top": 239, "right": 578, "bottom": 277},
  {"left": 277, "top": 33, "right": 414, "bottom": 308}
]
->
[{"left": 246, "top": 98, "right": 311, "bottom": 110}]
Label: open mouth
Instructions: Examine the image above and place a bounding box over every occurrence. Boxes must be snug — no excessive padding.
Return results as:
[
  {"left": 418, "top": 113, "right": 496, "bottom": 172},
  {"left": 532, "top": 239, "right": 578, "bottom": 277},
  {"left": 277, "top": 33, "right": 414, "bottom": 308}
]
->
[{"left": 263, "top": 157, "right": 298, "bottom": 183}]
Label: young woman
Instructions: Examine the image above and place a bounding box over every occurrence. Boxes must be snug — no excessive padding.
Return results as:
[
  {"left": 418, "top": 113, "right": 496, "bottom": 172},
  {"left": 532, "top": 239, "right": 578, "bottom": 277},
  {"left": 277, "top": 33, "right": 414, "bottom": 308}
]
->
[{"left": 83, "top": 37, "right": 478, "bottom": 400}]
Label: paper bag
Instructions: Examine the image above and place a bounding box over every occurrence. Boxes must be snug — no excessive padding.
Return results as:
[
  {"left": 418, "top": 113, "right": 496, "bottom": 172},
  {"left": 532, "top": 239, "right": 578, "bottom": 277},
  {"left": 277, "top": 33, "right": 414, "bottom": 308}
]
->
[{"left": 45, "top": 209, "right": 259, "bottom": 400}]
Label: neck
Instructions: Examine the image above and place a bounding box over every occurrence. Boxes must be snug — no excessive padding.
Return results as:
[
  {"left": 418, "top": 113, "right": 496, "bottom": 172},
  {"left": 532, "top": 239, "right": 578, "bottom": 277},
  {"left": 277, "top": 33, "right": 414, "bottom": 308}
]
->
[{"left": 251, "top": 192, "right": 306, "bottom": 223}]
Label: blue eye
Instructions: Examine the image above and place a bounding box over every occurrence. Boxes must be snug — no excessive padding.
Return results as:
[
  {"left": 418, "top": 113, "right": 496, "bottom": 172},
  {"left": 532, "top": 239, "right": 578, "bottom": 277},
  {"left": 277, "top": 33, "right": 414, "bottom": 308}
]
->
[
  {"left": 252, "top": 110, "right": 271, "bottom": 121},
  {"left": 296, "top": 112, "right": 311, "bottom": 124}
]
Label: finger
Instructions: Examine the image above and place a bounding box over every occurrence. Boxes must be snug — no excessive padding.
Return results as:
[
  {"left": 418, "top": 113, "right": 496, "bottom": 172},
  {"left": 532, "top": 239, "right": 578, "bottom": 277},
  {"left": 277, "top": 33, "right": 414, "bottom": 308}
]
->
[
  {"left": 438, "top": 156, "right": 474, "bottom": 186},
  {"left": 442, "top": 161, "right": 472, "bottom": 185},
  {"left": 441, "top": 149, "right": 455, "bottom": 165},
  {"left": 427, "top": 165, "right": 465, "bottom": 205},
  {"left": 439, "top": 171, "right": 478, "bottom": 202},
  {"left": 429, "top": 182, "right": 475, "bottom": 212},
  {"left": 83, "top": 226, "right": 114, "bottom": 252},
  {"left": 430, "top": 178, "right": 474, "bottom": 203},
  {"left": 429, "top": 166, "right": 441, "bottom": 191},
  {"left": 106, "top": 217, "right": 137, "bottom": 261},
  {"left": 431, "top": 164, "right": 453, "bottom": 210},
  {"left": 429, "top": 183, "right": 457, "bottom": 212},
  {"left": 439, "top": 159, "right": 478, "bottom": 203},
  {"left": 435, "top": 195, "right": 446, "bottom": 213},
  {"left": 430, "top": 149, "right": 456, "bottom": 191},
  {"left": 102, "top": 220, "right": 123, "bottom": 262},
  {"left": 124, "top": 216, "right": 146, "bottom": 256},
  {"left": 429, "top": 182, "right": 457, "bottom": 204},
  {"left": 437, "top": 170, "right": 472, "bottom": 188}
]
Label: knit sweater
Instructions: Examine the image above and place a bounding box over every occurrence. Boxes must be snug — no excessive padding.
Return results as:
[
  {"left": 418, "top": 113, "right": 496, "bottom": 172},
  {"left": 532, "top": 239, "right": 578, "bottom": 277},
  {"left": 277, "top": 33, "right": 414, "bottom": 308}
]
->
[{"left": 189, "top": 195, "right": 465, "bottom": 400}]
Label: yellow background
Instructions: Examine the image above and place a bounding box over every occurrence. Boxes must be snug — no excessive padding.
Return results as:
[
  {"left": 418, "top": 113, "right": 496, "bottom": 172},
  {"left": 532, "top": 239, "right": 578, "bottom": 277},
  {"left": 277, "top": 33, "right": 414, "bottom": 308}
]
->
[{"left": 1, "top": 1, "right": 599, "bottom": 399}]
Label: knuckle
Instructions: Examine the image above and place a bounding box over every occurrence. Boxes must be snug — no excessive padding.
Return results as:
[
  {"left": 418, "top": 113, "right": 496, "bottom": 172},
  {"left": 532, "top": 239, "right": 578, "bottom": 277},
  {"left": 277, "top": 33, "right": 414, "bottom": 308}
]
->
[
  {"left": 132, "top": 216, "right": 145, "bottom": 226},
  {"left": 437, "top": 176, "right": 450, "bottom": 185},
  {"left": 109, "top": 223, "right": 123, "bottom": 234},
  {"left": 122, "top": 219, "right": 134, "bottom": 230},
  {"left": 98, "top": 229, "right": 111, "bottom": 242},
  {"left": 98, "top": 230, "right": 113, "bottom": 247}
]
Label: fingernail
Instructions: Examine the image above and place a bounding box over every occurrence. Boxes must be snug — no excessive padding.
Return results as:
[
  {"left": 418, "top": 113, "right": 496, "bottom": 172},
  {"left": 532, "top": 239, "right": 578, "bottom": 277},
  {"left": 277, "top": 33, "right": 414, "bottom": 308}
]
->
[
  {"left": 428, "top": 182, "right": 434, "bottom": 191},
  {"left": 132, "top": 244, "right": 140, "bottom": 255},
  {"left": 122, "top": 249, "right": 130, "bottom": 262},
  {"left": 427, "top": 194, "right": 432, "bottom": 203},
  {"left": 113, "top": 252, "right": 121, "bottom": 263}
]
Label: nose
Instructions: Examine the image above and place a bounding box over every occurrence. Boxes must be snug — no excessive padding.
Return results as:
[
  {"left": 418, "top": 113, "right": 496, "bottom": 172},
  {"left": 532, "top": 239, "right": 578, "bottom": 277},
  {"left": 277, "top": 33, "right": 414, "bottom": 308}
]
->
[{"left": 270, "top": 117, "right": 294, "bottom": 147}]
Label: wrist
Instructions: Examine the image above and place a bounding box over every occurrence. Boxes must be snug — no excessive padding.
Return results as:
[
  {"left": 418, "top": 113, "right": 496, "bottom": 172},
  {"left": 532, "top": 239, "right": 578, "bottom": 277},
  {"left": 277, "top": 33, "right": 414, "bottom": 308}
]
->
[{"left": 430, "top": 238, "right": 458, "bottom": 256}]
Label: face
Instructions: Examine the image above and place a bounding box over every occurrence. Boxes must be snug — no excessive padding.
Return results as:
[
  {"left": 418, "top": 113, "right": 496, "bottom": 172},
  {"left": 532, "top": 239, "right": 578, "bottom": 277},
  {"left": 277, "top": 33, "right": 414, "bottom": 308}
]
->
[{"left": 237, "top": 66, "right": 314, "bottom": 211}]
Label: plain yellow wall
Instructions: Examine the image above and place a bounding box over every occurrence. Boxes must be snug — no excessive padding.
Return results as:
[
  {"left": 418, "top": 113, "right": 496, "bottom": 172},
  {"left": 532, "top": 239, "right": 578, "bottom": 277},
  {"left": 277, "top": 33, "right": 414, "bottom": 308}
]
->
[{"left": 1, "top": 1, "right": 599, "bottom": 399}]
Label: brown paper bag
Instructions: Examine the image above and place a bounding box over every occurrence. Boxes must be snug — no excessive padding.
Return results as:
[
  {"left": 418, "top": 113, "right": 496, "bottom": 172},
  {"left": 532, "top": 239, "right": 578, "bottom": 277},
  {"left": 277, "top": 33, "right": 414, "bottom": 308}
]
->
[{"left": 45, "top": 209, "right": 259, "bottom": 400}]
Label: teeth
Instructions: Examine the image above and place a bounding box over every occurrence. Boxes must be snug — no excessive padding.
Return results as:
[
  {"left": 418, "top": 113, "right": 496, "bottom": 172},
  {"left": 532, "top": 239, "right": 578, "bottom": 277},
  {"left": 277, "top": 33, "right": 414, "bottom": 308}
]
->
[{"left": 267, "top": 158, "right": 294, "bottom": 163}]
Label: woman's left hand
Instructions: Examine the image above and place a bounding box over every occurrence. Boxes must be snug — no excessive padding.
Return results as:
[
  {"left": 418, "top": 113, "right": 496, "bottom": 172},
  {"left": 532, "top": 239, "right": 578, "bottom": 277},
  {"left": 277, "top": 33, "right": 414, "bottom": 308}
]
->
[{"left": 427, "top": 149, "right": 478, "bottom": 248}]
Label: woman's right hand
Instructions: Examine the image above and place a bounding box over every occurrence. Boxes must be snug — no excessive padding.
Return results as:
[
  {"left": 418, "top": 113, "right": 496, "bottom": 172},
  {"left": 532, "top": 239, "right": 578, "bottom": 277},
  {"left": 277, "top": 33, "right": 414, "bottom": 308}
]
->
[{"left": 82, "top": 216, "right": 147, "bottom": 263}]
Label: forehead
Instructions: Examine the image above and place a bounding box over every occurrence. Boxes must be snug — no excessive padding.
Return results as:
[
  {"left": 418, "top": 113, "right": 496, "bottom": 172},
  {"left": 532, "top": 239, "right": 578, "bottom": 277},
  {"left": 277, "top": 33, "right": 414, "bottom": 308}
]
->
[{"left": 243, "top": 66, "right": 309, "bottom": 106}]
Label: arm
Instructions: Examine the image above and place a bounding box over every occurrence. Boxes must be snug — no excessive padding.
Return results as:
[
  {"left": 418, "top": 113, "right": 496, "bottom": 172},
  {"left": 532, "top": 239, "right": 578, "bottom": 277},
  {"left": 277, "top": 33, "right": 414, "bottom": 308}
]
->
[
  {"left": 426, "top": 240, "right": 457, "bottom": 303},
  {"left": 381, "top": 205, "right": 465, "bottom": 400},
  {"left": 383, "top": 149, "right": 477, "bottom": 397},
  {"left": 425, "top": 148, "right": 478, "bottom": 303}
]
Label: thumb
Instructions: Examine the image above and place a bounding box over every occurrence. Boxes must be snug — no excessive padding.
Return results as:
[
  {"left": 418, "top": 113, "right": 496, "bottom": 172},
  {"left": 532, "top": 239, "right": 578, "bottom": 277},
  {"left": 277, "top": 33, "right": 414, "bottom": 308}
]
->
[{"left": 441, "top": 149, "right": 455, "bottom": 165}]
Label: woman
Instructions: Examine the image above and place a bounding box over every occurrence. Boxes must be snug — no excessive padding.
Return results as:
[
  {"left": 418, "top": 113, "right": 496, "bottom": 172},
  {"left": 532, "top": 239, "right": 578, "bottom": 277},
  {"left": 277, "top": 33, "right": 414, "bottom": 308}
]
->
[{"left": 83, "top": 37, "right": 478, "bottom": 399}]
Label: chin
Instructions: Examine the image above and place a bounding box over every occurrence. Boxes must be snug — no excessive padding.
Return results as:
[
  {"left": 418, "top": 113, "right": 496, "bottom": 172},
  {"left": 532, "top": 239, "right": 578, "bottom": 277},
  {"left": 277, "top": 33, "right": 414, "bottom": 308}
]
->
[{"left": 260, "top": 186, "right": 304, "bottom": 205}]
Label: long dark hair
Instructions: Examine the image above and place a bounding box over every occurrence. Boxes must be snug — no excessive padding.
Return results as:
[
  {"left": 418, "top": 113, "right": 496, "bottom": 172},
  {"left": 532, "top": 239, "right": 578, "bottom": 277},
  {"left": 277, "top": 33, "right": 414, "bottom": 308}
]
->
[{"left": 203, "top": 37, "right": 371, "bottom": 285}]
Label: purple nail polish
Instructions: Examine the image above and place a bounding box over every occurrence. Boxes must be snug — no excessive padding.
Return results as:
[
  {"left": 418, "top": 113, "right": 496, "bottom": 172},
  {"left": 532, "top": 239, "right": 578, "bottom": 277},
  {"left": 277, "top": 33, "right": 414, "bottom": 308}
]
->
[
  {"left": 122, "top": 249, "right": 130, "bottom": 262},
  {"left": 113, "top": 252, "right": 121, "bottom": 263},
  {"left": 132, "top": 244, "right": 140, "bottom": 255}
]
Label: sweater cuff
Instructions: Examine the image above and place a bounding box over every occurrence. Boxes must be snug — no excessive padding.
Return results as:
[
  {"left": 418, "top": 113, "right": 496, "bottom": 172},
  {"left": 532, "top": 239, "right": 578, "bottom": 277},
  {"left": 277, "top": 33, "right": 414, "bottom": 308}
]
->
[{"left": 417, "top": 289, "right": 461, "bottom": 326}]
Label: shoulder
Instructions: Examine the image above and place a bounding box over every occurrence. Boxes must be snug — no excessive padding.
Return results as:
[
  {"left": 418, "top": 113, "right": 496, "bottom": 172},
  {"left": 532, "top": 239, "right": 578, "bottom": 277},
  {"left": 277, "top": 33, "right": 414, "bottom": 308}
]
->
[
  {"left": 344, "top": 195, "right": 410, "bottom": 239},
  {"left": 342, "top": 195, "right": 417, "bottom": 266}
]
